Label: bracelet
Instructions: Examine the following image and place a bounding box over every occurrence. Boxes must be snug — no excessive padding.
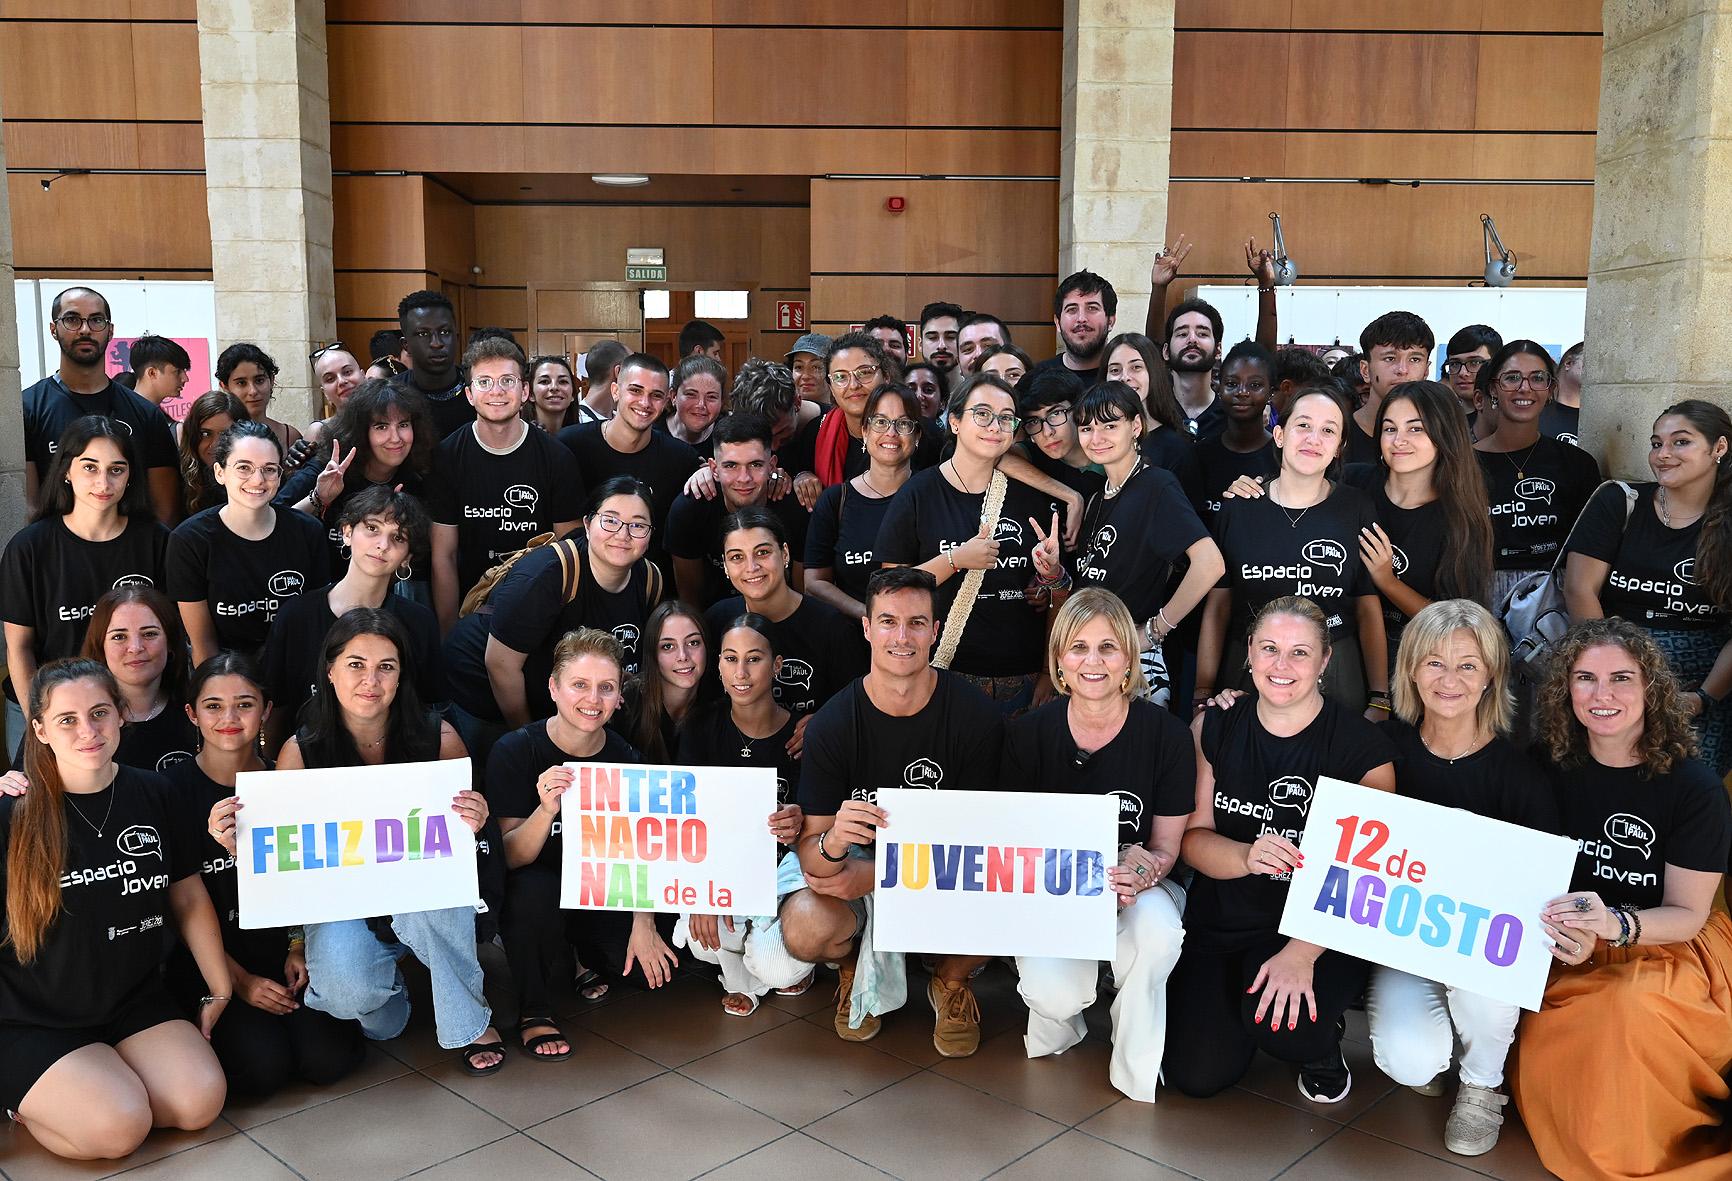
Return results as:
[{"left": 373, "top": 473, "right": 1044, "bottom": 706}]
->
[
  {"left": 946, "top": 549, "right": 957, "bottom": 573},
  {"left": 1609, "top": 905, "right": 1632, "bottom": 948},
  {"left": 817, "top": 830, "right": 850, "bottom": 863},
  {"left": 1157, "top": 607, "right": 1175, "bottom": 634},
  {"left": 200, "top": 994, "right": 230, "bottom": 1006},
  {"left": 1628, "top": 907, "right": 1643, "bottom": 946},
  {"left": 1697, "top": 688, "right": 1717, "bottom": 712},
  {"left": 307, "top": 489, "right": 326, "bottom": 517}
]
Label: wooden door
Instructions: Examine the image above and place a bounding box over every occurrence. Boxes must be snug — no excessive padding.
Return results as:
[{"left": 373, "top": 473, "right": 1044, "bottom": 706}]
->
[{"left": 528, "top": 285, "right": 644, "bottom": 370}]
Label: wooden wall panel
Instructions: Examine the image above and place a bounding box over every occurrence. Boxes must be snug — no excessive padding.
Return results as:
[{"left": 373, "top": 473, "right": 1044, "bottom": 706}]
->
[
  {"left": 471, "top": 288, "right": 529, "bottom": 331},
  {"left": 1171, "top": 131, "right": 1596, "bottom": 181},
  {"left": 713, "top": 30, "right": 909, "bottom": 126},
  {"left": 324, "top": 0, "right": 1059, "bottom": 27},
  {"left": 1176, "top": 0, "right": 1598, "bottom": 33},
  {"left": 328, "top": 26, "right": 527, "bottom": 123},
  {"left": 8, "top": 173, "right": 209, "bottom": 271},
  {"left": 332, "top": 176, "right": 426, "bottom": 271},
  {"left": 903, "top": 31, "right": 1061, "bottom": 126},
  {"left": 520, "top": 28, "right": 715, "bottom": 125},
  {"left": 421, "top": 181, "right": 476, "bottom": 284},
  {"left": 128, "top": 22, "right": 200, "bottom": 120},
  {"left": 1, "top": 23, "right": 141, "bottom": 119},
  {"left": 812, "top": 180, "right": 1056, "bottom": 276}
]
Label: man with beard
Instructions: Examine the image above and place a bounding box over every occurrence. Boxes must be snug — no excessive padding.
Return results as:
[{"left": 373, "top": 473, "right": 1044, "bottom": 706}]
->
[
  {"left": 22, "top": 286, "right": 180, "bottom": 522},
  {"left": 863, "top": 314, "right": 909, "bottom": 371},
  {"left": 1028, "top": 271, "right": 1116, "bottom": 382},
  {"left": 395, "top": 290, "right": 474, "bottom": 441},
  {"left": 916, "top": 302, "right": 963, "bottom": 378},
  {"left": 956, "top": 312, "right": 1011, "bottom": 377}
]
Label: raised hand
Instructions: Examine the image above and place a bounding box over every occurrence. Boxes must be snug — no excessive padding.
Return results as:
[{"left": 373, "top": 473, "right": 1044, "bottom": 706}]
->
[
  {"left": 1029, "top": 509, "right": 1062, "bottom": 581},
  {"left": 1245, "top": 237, "right": 1277, "bottom": 287},
  {"left": 1151, "top": 233, "right": 1193, "bottom": 287}
]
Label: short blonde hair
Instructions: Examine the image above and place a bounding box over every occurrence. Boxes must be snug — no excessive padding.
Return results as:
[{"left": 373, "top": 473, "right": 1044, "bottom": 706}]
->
[
  {"left": 1047, "top": 588, "right": 1145, "bottom": 698},
  {"left": 550, "top": 627, "right": 625, "bottom": 683},
  {"left": 1391, "top": 599, "right": 1514, "bottom": 735}
]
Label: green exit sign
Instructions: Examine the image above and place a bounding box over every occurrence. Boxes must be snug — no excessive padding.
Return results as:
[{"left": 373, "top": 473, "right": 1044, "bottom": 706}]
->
[{"left": 627, "top": 265, "right": 667, "bottom": 282}]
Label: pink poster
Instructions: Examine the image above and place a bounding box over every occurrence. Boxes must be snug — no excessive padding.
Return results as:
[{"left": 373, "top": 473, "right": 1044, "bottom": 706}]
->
[{"left": 107, "top": 336, "right": 213, "bottom": 422}]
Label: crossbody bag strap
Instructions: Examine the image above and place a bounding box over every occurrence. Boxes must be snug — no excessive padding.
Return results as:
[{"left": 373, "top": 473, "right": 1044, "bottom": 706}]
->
[{"left": 932, "top": 469, "right": 1008, "bottom": 670}]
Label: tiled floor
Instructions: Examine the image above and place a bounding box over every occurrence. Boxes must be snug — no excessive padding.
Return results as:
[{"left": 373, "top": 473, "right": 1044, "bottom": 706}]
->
[{"left": 0, "top": 961, "right": 1558, "bottom": 1180}]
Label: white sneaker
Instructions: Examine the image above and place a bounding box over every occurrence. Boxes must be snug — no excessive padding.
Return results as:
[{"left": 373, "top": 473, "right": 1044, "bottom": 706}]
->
[{"left": 1444, "top": 1083, "right": 1507, "bottom": 1156}]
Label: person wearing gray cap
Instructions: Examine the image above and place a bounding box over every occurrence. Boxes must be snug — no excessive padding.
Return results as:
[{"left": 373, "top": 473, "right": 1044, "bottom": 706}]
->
[{"left": 786, "top": 333, "right": 833, "bottom": 408}]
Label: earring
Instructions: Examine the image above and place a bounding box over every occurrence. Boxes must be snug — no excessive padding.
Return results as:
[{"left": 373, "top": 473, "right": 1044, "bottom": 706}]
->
[
  {"left": 396, "top": 561, "right": 413, "bottom": 582},
  {"left": 1122, "top": 670, "right": 1134, "bottom": 692},
  {"left": 339, "top": 541, "right": 352, "bottom": 561},
  {"left": 1054, "top": 671, "right": 1068, "bottom": 692}
]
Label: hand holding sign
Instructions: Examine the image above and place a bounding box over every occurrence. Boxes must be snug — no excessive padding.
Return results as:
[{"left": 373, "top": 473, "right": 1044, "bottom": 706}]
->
[
  {"left": 830, "top": 799, "right": 887, "bottom": 848},
  {"left": 1246, "top": 832, "right": 1304, "bottom": 877}
]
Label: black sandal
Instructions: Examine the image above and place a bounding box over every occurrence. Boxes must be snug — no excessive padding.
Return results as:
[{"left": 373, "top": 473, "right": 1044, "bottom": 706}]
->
[
  {"left": 573, "top": 967, "right": 610, "bottom": 1004},
  {"left": 458, "top": 1038, "right": 507, "bottom": 1076},
  {"left": 517, "top": 1017, "right": 573, "bottom": 1062}
]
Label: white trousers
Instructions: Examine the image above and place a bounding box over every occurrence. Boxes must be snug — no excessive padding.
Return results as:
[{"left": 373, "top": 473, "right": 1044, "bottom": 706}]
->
[
  {"left": 1365, "top": 964, "right": 1521, "bottom": 1089},
  {"left": 1014, "top": 878, "right": 1184, "bottom": 1103}
]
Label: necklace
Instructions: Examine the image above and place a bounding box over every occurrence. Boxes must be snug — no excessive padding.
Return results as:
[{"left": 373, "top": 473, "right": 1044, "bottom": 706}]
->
[
  {"left": 66, "top": 787, "right": 116, "bottom": 838},
  {"left": 1657, "top": 486, "right": 1703, "bottom": 528},
  {"left": 1419, "top": 729, "right": 1480, "bottom": 764},
  {"left": 1104, "top": 461, "right": 1143, "bottom": 500},
  {"left": 356, "top": 732, "right": 386, "bottom": 750},
  {"left": 1269, "top": 479, "right": 1315, "bottom": 529},
  {"left": 1503, "top": 439, "right": 1540, "bottom": 481},
  {"left": 947, "top": 459, "right": 978, "bottom": 495},
  {"left": 860, "top": 473, "right": 892, "bottom": 498}
]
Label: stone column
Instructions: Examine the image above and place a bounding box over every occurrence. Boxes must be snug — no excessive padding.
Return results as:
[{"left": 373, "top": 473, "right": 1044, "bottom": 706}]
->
[
  {"left": 197, "top": 0, "right": 335, "bottom": 428},
  {"left": 0, "top": 59, "right": 26, "bottom": 548},
  {"left": 1058, "top": 0, "right": 1175, "bottom": 341},
  {"left": 1582, "top": 2, "right": 1732, "bottom": 477}
]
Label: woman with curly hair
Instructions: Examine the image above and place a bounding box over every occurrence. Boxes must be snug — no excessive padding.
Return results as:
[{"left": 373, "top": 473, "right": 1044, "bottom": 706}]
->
[
  {"left": 1513, "top": 617, "right": 1732, "bottom": 1181},
  {"left": 175, "top": 390, "right": 250, "bottom": 516}
]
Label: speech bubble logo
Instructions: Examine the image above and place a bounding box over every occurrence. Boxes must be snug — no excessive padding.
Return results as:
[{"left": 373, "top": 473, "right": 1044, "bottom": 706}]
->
[
  {"left": 1556, "top": 432, "right": 1579, "bottom": 447},
  {"left": 111, "top": 573, "right": 155, "bottom": 589},
  {"left": 1108, "top": 790, "right": 1144, "bottom": 834},
  {"left": 1094, "top": 524, "right": 1118, "bottom": 559},
  {"left": 1675, "top": 558, "right": 1697, "bottom": 585},
  {"left": 904, "top": 757, "right": 944, "bottom": 788},
  {"left": 504, "top": 484, "right": 539, "bottom": 511},
  {"left": 156, "top": 750, "right": 192, "bottom": 772},
  {"left": 1269, "top": 776, "right": 1313, "bottom": 812},
  {"left": 992, "top": 517, "right": 1024, "bottom": 547},
  {"left": 117, "top": 825, "right": 162, "bottom": 859},
  {"left": 1605, "top": 813, "right": 1655, "bottom": 859},
  {"left": 268, "top": 569, "right": 306, "bottom": 597},
  {"left": 776, "top": 658, "right": 815, "bottom": 691},
  {"left": 1514, "top": 477, "right": 1555, "bottom": 505},
  {"left": 1300, "top": 539, "right": 1346, "bottom": 576},
  {"left": 611, "top": 623, "right": 641, "bottom": 651},
  {"left": 1389, "top": 544, "right": 1410, "bottom": 577}
]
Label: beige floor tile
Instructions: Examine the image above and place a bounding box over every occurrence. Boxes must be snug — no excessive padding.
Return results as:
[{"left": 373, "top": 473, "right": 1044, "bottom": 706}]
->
[
  {"left": 931, "top": 1028, "right": 1122, "bottom": 1126},
  {"left": 375, "top": 1014, "right": 453, "bottom": 1070},
  {"left": 680, "top": 1018, "right": 917, "bottom": 1126},
  {"left": 100, "top": 1133, "right": 301, "bottom": 1179},
  {"left": 1277, "top": 1127, "right": 1490, "bottom": 1179},
  {"left": 0, "top": 1119, "right": 234, "bottom": 1181},
  {"left": 526, "top": 1073, "right": 786, "bottom": 1181},
  {"left": 246, "top": 1074, "right": 512, "bottom": 1180},
  {"left": 803, "top": 1001, "right": 947, "bottom": 1067},
  {"left": 1233, "top": 1036, "right": 1395, "bottom": 1123},
  {"left": 407, "top": 1132, "right": 600, "bottom": 1179},
  {"left": 990, "top": 1128, "right": 1193, "bottom": 1179},
  {"left": 804, "top": 1072, "right": 1064, "bottom": 1181},
  {"left": 422, "top": 1027, "right": 664, "bottom": 1129},
  {"left": 756, "top": 967, "right": 837, "bottom": 1017},
  {"left": 1079, "top": 1091, "right": 1338, "bottom": 1181},
  {"left": 223, "top": 1044, "right": 412, "bottom": 1130},
  {"left": 1350, "top": 1085, "right": 1554, "bottom": 1181},
  {"left": 697, "top": 1131, "right": 890, "bottom": 1180},
  {"left": 574, "top": 977, "right": 795, "bottom": 1067}
]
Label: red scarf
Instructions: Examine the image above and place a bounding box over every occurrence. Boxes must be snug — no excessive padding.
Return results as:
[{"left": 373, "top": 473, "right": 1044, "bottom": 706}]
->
[{"left": 814, "top": 407, "right": 853, "bottom": 487}]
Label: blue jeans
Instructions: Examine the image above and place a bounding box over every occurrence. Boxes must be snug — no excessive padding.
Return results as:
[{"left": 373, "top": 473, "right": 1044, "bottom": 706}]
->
[{"left": 302, "top": 907, "right": 491, "bottom": 1050}]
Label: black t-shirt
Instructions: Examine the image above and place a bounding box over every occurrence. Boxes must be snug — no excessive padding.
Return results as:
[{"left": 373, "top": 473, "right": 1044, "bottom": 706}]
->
[
  {"left": 1211, "top": 483, "right": 1377, "bottom": 639},
  {"left": 428, "top": 425, "right": 584, "bottom": 596},
  {"left": 166, "top": 507, "right": 330, "bottom": 654},
  {"left": 22, "top": 376, "right": 178, "bottom": 472},
  {"left": 704, "top": 595, "right": 865, "bottom": 718},
  {"left": 873, "top": 467, "right": 1061, "bottom": 677},
  {"left": 1193, "top": 437, "right": 1277, "bottom": 520},
  {"left": 666, "top": 493, "right": 811, "bottom": 609},
  {"left": 163, "top": 758, "right": 286, "bottom": 977},
  {"left": 1343, "top": 466, "right": 1448, "bottom": 647},
  {"left": 798, "top": 672, "right": 1004, "bottom": 817},
  {"left": 259, "top": 586, "right": 448, "bottom": 733},
  {"left": 1190, "top": 697, "right": 1393, "bottom": 948},
  {"left": 1345, "top": 417, "right": 1381, "bottom": 468},
  {"left": 396, "top": 372, "right": 474, "bottom": 442},
  {"left": 485, "top": 720, "right": 640, "bottom": 871},
  {"left": 1547, "top": 755, "right": 1731, "bottom": 910},
  {"left": 1566, "top": 481, "right": 1723, "bottom": 630},
  {"left": 1001, "top": 698, "right": 1194, "bottom": 848},
  {"left": 1074, "top": 464, "right": 1208, "bottom": 624},
  {"left": 1539, "top": 401, "right": 1580, "bottom": 448},
  {"left": 0, "top": 515, "right": 170, "bottom": 697},
  {"left": 677, "top": 700, "right": 802, "bottom": 811},
  {"left": 1379, "top": 718, "right": 1558, "bottom": 832},
  {"left": 1186, "top": 396, "right": 1228, "bottom": 443},
  {"left": 556, "top": 423, "right": 701, "bottom": 577},
  {"left": 1020, "top": 444, "right": 1106, "bottom": 506},
  {"left": 1476, "top": 439, "right": 1601, "bottom": 570},
  {"left": 276, "top": 464, "right": 433, "bottom": 580},
  {"left": 115, "top": 707, "right": 197, "bottom": 775},
  {"left": 804, "top": 482, "right": 894, "bottom": 606},
  {"left": 445, "top": 544, "right": 660, "bottom": 721},
  {"left": 1139, "top": 427, "right": 1203, "bottom": 506},
  {"left": 0, "top": 766, "right": 200, "bottom": 1027}
]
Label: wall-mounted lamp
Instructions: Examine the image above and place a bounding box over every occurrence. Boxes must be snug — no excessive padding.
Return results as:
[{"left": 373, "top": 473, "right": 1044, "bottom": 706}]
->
[
  {"left": 38, "top": 169, "right": 89, "bottom": 191},
  {"left": 1481, "top": 214, "right": 1517, "bottom": 287},
  {"left": 1268, "top": 212, "right": 1298, "bottom": 285}
]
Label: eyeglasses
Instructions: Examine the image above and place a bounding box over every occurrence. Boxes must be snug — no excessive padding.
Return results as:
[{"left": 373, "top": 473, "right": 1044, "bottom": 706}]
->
[
  {"left": 56, "top": 312, "right": 110, "bottom": 331},
  {"left": 864, "top": 414, "right": 918, "bottom": 436},
  {"left": 963, "top": 405, "right": 1020, "bottom": 432},
  {"left": 309, "top": 341, "right": 346, "bottom": 363},
  {"left": 1441, "top": 356, "right": 1487, "bottom": 377},
  {"left": 1496, "top": 370, "right": 1555, "bottom": 391},
  {"left": 1023, "top": 405, "right": 1072, "bottom": 435},
  {"left": 224, "top": 460, "right": 283, "bottom": 482},
  {"left": 593, "top": 513, "right": 652, "bottom": 539},
  {"left": 828, "top": 364, "right": 881, "bottom": 389},
  {"left": 470, "top": 375, "right": 522, "bottom": 393}
]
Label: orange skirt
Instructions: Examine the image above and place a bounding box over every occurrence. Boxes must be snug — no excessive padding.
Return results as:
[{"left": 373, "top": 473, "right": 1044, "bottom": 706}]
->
[{"left": 1512, "top": 910, "right": 1732, "bottom": 1180}]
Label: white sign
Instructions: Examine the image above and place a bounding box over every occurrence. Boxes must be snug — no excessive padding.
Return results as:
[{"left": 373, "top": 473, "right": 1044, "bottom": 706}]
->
[
  {"left": 1277, "top": 778, "right": 1577, "bottom": 1011},
  {"left": 235, "top": 759, "right": 479, "bottom": 928},
  {"left": 559, "top": 763, "right": 777, "bottom": 917},
  {"left": 871, "top": 789, "right": 1117, "bottom": 959}
]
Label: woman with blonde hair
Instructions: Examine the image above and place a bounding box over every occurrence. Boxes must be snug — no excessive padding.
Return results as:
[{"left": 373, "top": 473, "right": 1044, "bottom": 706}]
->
[
  {"left": 1366, "top": 599, "right": 1558, "bottom": 1156},
  {"left": 1513, "top": 617, "right": 1732, "bottom": 1180},
  {"left": 1003, "top": 588, "right": 1195, "bottom": 1101}
]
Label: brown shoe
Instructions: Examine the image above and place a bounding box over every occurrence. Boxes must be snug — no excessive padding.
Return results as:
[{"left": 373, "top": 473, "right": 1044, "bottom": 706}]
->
[
  {"left": 928, "top": 975, "right": 981, "bottom": 1057},
  {"left": 833, "top": 957, "right": 881, "bottom": 1042}
]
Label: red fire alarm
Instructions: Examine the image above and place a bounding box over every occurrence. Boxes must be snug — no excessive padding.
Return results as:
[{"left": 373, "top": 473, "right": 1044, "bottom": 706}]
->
[{"left": 885, "top": 196, "right": 906, "bottom": 213}]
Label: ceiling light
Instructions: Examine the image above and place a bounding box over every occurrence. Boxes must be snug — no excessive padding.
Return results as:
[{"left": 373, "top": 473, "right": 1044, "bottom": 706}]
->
[{"left": 592, "top": 174, "right": 650, "bottom": 187}]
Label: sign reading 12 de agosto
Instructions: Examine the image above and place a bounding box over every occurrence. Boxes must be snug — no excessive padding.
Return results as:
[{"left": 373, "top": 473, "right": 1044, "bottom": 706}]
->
[{"left": 1278, "top": 778, "right": 1578, "bottom": 1011}]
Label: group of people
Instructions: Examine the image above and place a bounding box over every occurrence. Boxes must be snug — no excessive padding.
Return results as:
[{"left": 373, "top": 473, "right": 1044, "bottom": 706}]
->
[{"left": 0, "top": 256, "right": 1726, "bottom": 1181}]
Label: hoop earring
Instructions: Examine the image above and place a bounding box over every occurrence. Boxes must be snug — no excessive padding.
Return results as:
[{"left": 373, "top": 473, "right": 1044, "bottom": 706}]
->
[
  {"left": 339, "top": 541, "right": 352, "bottom": 561},
  {"left": 396, "top": 561, "right": 413, "bottom": 582}
]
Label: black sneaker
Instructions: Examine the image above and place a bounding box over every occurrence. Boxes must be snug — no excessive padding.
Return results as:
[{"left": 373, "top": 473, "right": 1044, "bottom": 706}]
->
[{"left": 1297, "top": 1020, "right": 1352, "bottom": 1104}]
